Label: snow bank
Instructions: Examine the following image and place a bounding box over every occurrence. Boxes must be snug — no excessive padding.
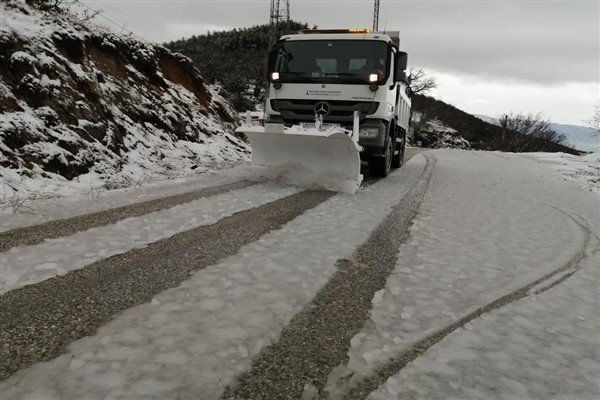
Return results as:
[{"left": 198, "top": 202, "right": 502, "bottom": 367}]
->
[{"left": 521, "top": 152, "right": 600, "bottom": 193}]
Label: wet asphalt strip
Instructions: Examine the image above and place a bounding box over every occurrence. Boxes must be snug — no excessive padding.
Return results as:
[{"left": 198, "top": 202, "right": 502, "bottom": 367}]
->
[
  {"left": 0, "top": 180, "right": 256, "bottom": 252},
  {"left": 0, "top": 189, "right": 333, "bottom": 381},
  {"left": 223, "top": 154, "right": 435, "bottom": 400}
]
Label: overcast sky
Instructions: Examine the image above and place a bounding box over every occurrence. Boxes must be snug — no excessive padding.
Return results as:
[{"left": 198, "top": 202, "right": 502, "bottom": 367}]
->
[{"left": 78, "top": 0, "right": 599, "bottom": 125}]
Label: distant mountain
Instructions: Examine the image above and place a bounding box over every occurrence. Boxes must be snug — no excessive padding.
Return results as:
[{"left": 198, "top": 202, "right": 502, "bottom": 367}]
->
[
  {"left": 548, "top": 123, "right": 599, "bottom": 153},
  {"left": 474, "top": 114, "right": 497, "bottom": 125},
  {"left": 475, "top": 115, "right": 599, "bottom": 153}
]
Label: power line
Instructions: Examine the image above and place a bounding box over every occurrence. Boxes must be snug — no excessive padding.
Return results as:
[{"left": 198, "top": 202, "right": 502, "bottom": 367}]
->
[{"left": 67, "top": 0, "right": 152, "bottom": 43}]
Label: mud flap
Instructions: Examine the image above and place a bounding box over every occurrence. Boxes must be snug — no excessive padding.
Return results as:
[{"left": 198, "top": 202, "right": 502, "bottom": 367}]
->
[{"left": 236, "top": 125, "right": 363, "bottom": 193}]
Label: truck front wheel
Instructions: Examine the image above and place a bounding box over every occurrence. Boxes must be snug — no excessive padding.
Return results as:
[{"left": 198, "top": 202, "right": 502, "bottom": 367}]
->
[
  {"left": 369, "top": 138, "right": 393, "bottom": 178},
  {"left": 392, "top": 132, "right": 405, "bottom": 169}
]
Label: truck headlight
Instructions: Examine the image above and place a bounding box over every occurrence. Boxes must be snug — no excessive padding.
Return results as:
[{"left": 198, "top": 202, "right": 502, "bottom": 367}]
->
[
  {"left": 359, "top": 127, "right": 379, "bottom": 138},
  {"left": 270, "top": 72, "right": 281, "bottom": 89}
]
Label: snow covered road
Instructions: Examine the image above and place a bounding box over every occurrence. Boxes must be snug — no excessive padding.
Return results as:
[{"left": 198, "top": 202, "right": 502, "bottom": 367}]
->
[
  {"left": 325, "top": 150, "right": 600, "bottom": 399},
  {"left": 1, "top": 149, "right": 598, "bottom": 399}
]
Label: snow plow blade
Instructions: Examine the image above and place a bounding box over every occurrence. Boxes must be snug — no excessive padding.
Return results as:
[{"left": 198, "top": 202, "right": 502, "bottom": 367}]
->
[{"left": 236, "top": 124, "right": 363, "bottom": 193}]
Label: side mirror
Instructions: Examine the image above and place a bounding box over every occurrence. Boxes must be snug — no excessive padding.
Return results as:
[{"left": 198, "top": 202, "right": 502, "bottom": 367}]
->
[
  {"left": 395, "top": 51, "right": 408, "bottom": 82},
  {"left": 396, "top": 51, "right": 408, "bottom": 70}
]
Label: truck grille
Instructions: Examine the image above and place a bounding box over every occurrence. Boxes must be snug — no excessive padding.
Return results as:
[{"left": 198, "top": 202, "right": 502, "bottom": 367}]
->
[{"left": 271, "top": 99, "right": 379, "bottom": 125}]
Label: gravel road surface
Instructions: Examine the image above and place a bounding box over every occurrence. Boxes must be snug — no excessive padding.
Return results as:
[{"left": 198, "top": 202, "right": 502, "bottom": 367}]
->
[{"left": 0, "top": 190, "right": 333, "bottom": 379}]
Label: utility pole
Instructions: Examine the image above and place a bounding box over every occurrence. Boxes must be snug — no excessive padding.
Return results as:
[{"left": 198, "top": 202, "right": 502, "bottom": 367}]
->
[
  {"left": 373, "top": 0, "right": 380, "bottom": 31},
  {"left": 269, "top": 0, "right": 290, "bottom": 47}
]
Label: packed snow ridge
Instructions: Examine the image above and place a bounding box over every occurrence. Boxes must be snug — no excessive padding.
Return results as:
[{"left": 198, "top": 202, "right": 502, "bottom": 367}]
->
[{"left": 0, "top": 0, "right": 250, "bottom": 204}]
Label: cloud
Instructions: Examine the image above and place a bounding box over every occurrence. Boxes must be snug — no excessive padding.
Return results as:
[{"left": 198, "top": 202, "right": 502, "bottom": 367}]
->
[
  {"left": 377, "top": 2, "right": 597, "bottom": 85},
  {"left": 82, "top": 1, "right": 598, "bottom": 85},
  {"left": 79, "top": 0, "right": 599, "bottom": 124},
  {"left": 429, "top": 70, "right": 599, "bottom": 124},
  {"left": 163, "top": 22, "right": 233, "bottom": 40}
]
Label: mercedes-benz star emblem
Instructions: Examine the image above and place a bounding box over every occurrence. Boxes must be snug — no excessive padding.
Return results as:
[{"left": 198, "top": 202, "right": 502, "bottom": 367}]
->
[{"left": 314, "top": 102, "right": 330, "bottom": 116}]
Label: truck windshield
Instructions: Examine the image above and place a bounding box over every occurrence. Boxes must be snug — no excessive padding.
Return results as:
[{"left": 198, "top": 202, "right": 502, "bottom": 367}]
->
[{"left": 270, "top": 40, "right": 389, "bottom": 84}]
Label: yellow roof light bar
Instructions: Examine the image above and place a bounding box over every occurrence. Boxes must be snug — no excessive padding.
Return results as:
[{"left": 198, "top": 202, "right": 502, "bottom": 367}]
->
[
  {"left": 348, "top": 28, "right": 372, "bottom": 33},
  {"left": 298, "top": 28, "right": 372, "bottom": 34}
]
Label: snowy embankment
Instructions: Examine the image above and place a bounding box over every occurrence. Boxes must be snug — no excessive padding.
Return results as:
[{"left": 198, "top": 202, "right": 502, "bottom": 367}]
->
[
  {"left": 325, "top": 150, "right": 599, "bottom": 399},
  {"left": 0, "top": 0, "right": 249, "bottom": 205}
]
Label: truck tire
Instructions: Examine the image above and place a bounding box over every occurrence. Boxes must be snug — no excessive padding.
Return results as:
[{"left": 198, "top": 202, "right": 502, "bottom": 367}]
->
[
  {"left": 392, "top": 132, "right": 405, "bottom": 169},
  {"left": 369, "top": 138, "right": 393, "bottom": 178}
]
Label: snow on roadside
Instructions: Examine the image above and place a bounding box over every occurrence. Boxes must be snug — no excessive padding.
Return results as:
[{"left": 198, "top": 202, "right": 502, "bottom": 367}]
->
[
  {"left": 1, "top": 183, "right": 299, "bottom": 294},
  {"left": 520, "top": 152, "right": 600, "bottom": 193},
  {"left": 0, "top": 156, "right": 428, "bottom": 400},
  {"left": 325, "top": 149, "right": 590, "bottom": 397}
]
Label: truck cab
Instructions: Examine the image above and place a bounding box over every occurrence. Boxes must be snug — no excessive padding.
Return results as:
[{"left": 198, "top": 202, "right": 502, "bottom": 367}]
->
[{"left": 265, "top": 29, "right": 411, "bottom": 177}]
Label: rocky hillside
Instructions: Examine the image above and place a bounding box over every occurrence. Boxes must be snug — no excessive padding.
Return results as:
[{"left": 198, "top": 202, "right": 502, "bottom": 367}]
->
[
  {"left": 0, "top": 0, "right": 249, "bottom": 202},
  {"left": 410, "top": 114, "right": 471, "bottom": 150}
]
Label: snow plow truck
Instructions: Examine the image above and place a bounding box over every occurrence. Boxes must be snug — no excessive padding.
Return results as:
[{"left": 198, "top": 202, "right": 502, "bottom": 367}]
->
[{"left": 236, "top": 28, "right": 411, "bottom": 193}]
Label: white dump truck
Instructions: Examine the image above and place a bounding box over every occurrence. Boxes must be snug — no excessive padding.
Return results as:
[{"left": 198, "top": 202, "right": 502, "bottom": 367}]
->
[{"left": 237, "top": 28, "right": 411, "bottom": 193}]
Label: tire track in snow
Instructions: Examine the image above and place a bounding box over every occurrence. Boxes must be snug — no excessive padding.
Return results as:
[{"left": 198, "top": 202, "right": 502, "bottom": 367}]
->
[
  {"left": 345, "top": 206, "right": 598, "bottom": 400},
  {"left": 223, "top": 154, "right": 435, "bottom": 400},
  {"left": 0, "top": 190, "right": 333, "bottom": 380},
  {"left": 1, "top": 184, "right": 299, "bottom": 294},
  {"left": 0, "top": 180, "right": 255, "bottom": 252}
]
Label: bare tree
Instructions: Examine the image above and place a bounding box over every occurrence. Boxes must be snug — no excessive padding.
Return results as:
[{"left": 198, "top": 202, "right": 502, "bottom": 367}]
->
[
  {"left": 494, "top": 111, "right": 566, "bottom": 152},
  {"left": 406, "top": 68, "right": 438, "bottom": 129},
  {"left": 584, "top": 102, "right": 600, "bottom": 135},
  {"left": 406, "top": 68, "right": 438, "bottom": 97}
]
